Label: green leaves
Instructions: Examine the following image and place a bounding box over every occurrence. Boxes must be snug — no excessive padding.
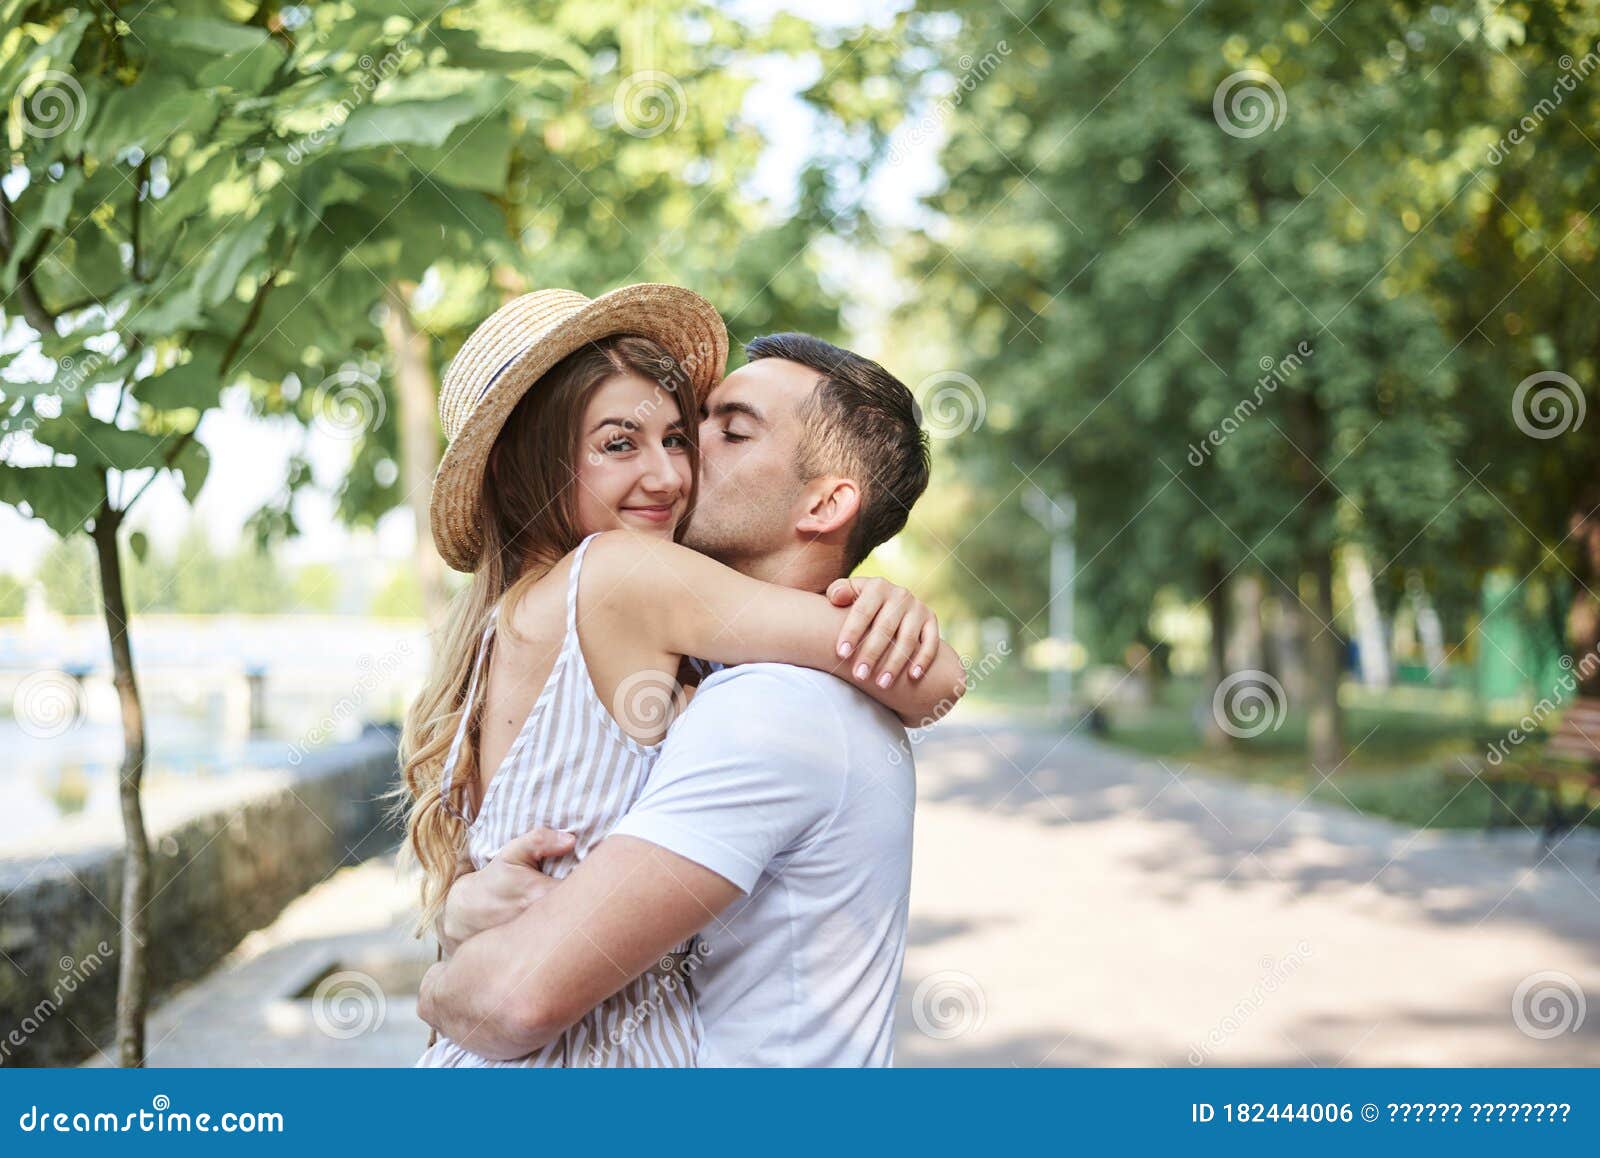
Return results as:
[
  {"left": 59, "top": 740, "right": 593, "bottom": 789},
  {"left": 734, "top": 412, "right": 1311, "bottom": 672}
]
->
[
  {"left": 339, "top": 75, "right": 513, "bottom": 151},
  {"left": 86, "top": 69, "right": 219, "bottom": 156},
  {"left": 0, "top": 462, "right": 102, "bottom": 538},
  {"left": 129, "top": 14, "right": 272, "bottom": 55},
  {"left": 135, "top": 355, "right": 222, "bottom": 412},
  {"left": 194, "top": 212, "right": 278, "bottom": 308},
  {"left": 171, "top": 437, "right": 209, "bottom": 503},
  {"left": 32, "top": 414, "right": 171, "bottom": 470},
  {"left": 407, "top": 116, "right": 514, "bottom": 193}
]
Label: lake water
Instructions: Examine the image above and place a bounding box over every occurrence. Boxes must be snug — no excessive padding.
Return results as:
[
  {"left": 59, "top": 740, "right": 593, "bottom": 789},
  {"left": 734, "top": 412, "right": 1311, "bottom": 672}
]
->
[{"left": 0, "top": 615, "right": 429, "bottom": 856}]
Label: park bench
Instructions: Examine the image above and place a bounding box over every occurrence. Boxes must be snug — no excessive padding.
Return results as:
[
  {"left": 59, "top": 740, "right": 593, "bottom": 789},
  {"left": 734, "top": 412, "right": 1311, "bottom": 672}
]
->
[{"left": 1479, "top": 696, "right": 1600, "bottom": 853}]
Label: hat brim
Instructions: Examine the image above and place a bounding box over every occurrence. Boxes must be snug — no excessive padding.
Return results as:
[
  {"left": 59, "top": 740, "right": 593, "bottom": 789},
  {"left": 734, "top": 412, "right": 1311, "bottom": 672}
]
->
[{"left": 429, "top": 284, "right": 728, "bottom": 573}]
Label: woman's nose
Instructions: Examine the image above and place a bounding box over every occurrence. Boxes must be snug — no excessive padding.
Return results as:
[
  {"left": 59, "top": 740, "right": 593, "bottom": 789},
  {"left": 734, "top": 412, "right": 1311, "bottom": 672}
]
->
[{"left": 639, "top": 444, "right": 681, "bottom": 494}]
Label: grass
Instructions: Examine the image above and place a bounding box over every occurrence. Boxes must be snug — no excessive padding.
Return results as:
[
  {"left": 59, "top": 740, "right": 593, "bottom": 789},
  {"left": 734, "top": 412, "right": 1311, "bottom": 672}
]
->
[{"left": 973, "top": 670, "right": 1599, "bottom": 833}]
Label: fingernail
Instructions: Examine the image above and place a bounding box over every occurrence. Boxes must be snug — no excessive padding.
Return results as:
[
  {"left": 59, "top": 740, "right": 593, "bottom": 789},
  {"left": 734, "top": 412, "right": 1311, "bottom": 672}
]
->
[
  {"left": 854, "top": 663, "right": 869, "bottom": 680},
  {"left": 877, "top": 672, "right": 893, "bottom": 689},
  {"left": 910, "top": 665, "right": 923, "bottom": 680},
  {"left": 838, "top": 642, "right": 852, "bottom": 658}
]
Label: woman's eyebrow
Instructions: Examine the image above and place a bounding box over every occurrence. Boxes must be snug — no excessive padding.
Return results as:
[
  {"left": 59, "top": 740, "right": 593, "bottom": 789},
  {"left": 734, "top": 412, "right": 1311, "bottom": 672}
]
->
[{"left": 587, "top": 416, "right": 638, "bottom": 434}]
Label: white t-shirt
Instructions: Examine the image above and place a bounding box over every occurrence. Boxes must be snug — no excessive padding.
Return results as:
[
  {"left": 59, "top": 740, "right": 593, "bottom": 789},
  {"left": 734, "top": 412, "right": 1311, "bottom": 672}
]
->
[{"left": 609, "top": 662, "right": 915, "bottom": 1067}]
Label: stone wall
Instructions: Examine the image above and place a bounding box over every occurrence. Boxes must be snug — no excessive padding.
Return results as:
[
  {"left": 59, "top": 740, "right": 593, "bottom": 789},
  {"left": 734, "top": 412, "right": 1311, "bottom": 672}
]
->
[{"left": 0, "top": 726, "right": 403, "bottom": 1066}]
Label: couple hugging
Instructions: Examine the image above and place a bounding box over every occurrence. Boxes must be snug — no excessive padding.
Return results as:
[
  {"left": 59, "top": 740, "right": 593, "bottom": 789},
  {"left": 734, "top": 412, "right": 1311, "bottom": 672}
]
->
[{"left": 399, "top": 284, "right": 965, "bottom": 1068}]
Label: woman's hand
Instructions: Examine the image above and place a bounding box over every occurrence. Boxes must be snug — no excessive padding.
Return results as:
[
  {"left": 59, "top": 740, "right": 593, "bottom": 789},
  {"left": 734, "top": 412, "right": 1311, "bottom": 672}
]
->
[
  {"left": 827, "top": 576, "right": 942, "bottom": 689},
  {"left": 436, "top": 827, "right": 574, "bottom": 955}
]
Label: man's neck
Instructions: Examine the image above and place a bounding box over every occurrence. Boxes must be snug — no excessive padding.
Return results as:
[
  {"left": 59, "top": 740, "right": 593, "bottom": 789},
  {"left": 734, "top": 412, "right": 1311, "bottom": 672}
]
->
[{"left": 729, "top": 540, "right": 842, "bottom": 594}]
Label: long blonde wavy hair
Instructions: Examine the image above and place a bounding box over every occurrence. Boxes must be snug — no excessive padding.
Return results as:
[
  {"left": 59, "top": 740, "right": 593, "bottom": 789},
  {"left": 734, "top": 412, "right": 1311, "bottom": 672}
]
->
[{"left": 395, "top": 334, "right": 699, "bottom": 934}]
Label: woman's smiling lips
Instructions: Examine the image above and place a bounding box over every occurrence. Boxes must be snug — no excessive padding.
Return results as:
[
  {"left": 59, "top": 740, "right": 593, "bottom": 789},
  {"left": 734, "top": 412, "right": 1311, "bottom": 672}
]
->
[{"left": 621, "top": 503, "right": 675, "bottom": 524}]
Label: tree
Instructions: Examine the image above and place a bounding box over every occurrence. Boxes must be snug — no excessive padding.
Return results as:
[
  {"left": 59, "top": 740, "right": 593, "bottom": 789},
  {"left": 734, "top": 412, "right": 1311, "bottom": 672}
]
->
[
  {"left": 0, "top": 0, "right": 538, "bottom": 1064},
  {"left": 885, "top": 1, "right": 1534, "bottom": 767}
]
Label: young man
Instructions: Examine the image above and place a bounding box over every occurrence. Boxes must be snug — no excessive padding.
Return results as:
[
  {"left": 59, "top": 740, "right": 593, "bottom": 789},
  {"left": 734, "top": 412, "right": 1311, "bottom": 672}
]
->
[{"left": 418, "top": 334, "right": 957, "bottom": 1066}]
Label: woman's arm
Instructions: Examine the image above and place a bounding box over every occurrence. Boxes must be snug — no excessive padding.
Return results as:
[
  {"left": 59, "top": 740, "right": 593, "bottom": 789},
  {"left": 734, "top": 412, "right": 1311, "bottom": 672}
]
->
[{"left": 585, "top": 532, "right": 966, "bottom": 725}]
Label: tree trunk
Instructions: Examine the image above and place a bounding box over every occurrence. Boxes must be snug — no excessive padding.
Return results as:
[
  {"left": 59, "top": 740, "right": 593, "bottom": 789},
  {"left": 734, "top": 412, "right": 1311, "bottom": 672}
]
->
[
  {"left": 384, "top": 283, "right": 449, "bottom": 633},
  {"left": 1226, "top": 572, "right": 1269, "bottom": 676},
  {"left": 92, "top": 508, "right": 149, "bottom": 1067},
  {"left": 1306, "top": 549, "right": 1345, "bottom": 770},
  {"left": 1343, "top": 546, "right": 1391, "bottom": 688},
  {"left": 1569, "top": 501, "right": 1600, "bottom": 697},
  {"left": 1266, "top": 581, "right": 1308, "bottom": 699},
  {"left": 1202, "top": 557, "right": 1231, "bottom": 750},
  {"left": 1405, "top": 572, "right": 1448, "bottom": 674}
]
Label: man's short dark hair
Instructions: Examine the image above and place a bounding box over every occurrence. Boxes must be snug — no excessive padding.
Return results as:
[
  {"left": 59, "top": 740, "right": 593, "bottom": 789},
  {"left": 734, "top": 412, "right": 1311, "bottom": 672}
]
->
[{"left": 745, "top": 333, "right": 931, "bottom": 572}]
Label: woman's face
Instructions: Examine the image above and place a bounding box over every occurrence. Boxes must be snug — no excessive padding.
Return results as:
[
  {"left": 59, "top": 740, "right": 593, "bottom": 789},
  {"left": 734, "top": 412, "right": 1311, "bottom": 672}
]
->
[{"left": 573, "top": 371, "right": 694, "bottom": 538}]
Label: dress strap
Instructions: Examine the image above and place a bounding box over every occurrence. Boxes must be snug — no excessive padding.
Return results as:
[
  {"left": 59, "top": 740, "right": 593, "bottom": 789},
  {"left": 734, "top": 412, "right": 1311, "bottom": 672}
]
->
[
  {"left": 438, "top": 607, "right": 499, "bottom": 823},
  {"left": 565, "top": 533, "right": 602, "bottom": 638}
]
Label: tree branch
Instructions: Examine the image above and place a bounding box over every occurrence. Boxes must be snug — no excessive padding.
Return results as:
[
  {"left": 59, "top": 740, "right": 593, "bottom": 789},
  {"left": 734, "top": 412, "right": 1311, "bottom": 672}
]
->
[
  {"left": 131, "top": 155, "right": 150, "bottom": 283},
  {"left": 0, "top": 187, "right": 60, "bottom": 336},
  {"left": 119, "top": 264, "right": 284, "bottom": 515}
]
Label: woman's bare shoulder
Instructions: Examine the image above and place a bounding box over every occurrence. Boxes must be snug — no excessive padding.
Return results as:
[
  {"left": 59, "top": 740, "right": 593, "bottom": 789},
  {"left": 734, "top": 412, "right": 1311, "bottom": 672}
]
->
[{"left": 497, "top": 560, "right": 569, "bottom": 652}]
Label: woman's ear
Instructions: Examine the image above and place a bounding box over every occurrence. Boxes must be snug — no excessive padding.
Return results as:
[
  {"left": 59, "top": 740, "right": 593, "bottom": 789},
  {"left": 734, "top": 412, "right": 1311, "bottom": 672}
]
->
[{"left": 796, "top": 477, "right": 860, "bottom": 536}]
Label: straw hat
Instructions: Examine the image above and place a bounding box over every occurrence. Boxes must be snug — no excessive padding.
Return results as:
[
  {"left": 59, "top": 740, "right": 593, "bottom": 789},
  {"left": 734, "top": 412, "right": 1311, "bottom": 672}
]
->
[{"left": 429, "top": 284, "right": 728, "bottom": 572}]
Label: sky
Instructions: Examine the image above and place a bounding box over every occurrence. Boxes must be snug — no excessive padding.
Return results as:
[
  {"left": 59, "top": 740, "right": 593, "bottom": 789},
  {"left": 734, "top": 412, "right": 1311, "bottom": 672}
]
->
[{"left": 0, "top": 0, "right": 947, "bottom": 581}]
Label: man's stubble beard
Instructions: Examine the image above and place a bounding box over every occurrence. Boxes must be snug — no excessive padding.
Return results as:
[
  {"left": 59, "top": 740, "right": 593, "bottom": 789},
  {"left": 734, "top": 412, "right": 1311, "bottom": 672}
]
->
[{"left": 682, "top": 478, "right": 792, "bottom": 572}]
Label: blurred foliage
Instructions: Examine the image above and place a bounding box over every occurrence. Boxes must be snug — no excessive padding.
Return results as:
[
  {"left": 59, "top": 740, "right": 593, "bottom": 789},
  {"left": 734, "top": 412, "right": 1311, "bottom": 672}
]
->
[
  {"left": 27, "top": 519, "right": 337, "bottom": 615},
  {"left": 0, "top": 569, "right": 23, "bottom": 616},
  {"left": 0, "top": 0, "right": 847, "bottom": 540},
  {"left": 823, "top": 0, "right": 1600, "bottom": 687}
]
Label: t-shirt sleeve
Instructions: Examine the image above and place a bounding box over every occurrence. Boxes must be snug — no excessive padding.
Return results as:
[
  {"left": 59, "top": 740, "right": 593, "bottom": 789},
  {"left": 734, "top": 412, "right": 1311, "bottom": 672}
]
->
[{"left": 609, "top": 668, "right": 844, "bottom": 894}]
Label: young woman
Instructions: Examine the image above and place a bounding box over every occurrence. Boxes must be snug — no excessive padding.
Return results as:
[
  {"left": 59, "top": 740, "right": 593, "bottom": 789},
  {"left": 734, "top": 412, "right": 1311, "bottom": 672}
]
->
[{"left": 401, "top": 285, "right": 965, "bottom": 1068}]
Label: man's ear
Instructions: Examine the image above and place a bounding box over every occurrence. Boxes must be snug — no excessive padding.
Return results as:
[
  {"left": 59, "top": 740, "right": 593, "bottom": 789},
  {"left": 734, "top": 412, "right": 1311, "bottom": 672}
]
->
[{"left": 795, "top": 477, "right": 860, "bottom": 537}]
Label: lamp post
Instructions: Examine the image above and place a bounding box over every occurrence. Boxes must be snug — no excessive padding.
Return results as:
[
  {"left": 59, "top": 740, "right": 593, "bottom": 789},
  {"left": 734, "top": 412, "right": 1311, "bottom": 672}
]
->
[{"left": 1024, "top": 486, "right": 1076, "bottom": 712}]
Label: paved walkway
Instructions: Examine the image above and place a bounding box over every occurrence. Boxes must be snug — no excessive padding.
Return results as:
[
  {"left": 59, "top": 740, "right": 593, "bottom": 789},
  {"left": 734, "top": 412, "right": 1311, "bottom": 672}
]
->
[{"left": 123, "top": 718, "right": 1600, "bottom": 1067}]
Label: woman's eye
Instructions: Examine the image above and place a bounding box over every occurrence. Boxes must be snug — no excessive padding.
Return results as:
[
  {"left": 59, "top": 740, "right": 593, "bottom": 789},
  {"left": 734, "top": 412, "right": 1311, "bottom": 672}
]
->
[
  {"left": 603, "top": 436, "right": 635, "bottom": 454},
  {"left": 663, "top": 433, "right": 690, "bottom": 450}
]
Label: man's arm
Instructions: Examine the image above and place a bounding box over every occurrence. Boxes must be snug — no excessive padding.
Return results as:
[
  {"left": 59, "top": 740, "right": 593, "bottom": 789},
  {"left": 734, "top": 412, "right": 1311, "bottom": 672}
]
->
[
  {"left": 418, "top": 835, "right": 740, "bottom": 1059},
  {"left": 421, "top": 668, "right": 840, "bottom": 1059}
]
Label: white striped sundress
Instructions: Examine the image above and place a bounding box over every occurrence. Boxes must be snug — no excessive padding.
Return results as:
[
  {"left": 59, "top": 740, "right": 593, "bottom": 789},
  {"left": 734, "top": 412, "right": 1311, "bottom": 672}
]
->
[{"left": 416, "top": 533, "right": 700, "bottom": 1068}]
